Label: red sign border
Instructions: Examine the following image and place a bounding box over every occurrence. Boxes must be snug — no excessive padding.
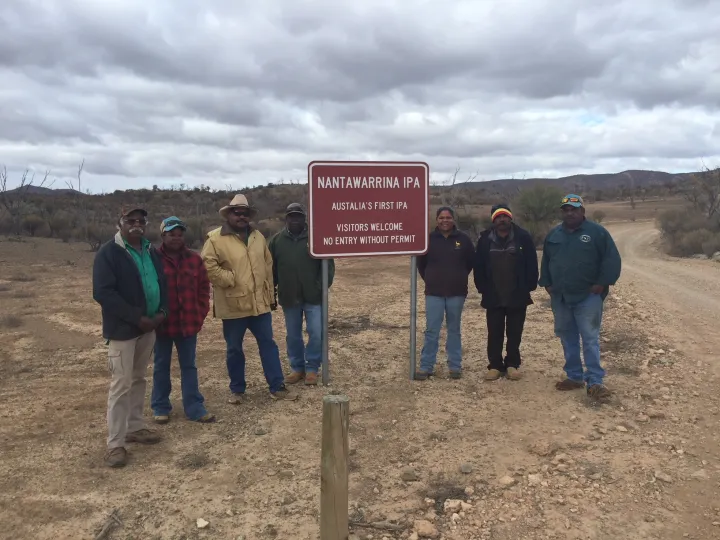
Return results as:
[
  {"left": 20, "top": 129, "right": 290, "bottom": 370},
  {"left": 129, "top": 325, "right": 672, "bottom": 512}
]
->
[{"left": 307, "top": 160, "right": 430, "bottom": 259}]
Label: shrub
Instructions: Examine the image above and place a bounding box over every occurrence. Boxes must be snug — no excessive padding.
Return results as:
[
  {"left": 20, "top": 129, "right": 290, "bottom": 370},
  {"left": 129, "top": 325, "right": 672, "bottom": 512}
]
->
[
  {"left": 592, "top": 210, "right": 606, "bottom": 223},
  {"left": 0, "top": 315, "right": 23, "bottom": 328},
  {"left": 515, "top": 184, "right": 564, "bottom": 246},
  {"left": 21, "top": 214, "right": 48, "bottom": 237}
]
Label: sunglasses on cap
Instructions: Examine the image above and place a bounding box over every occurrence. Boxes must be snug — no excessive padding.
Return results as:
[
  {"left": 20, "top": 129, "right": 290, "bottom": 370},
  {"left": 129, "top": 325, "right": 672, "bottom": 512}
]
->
[{"left": 562, "top": 196, "right": 582, "bottom": 204}]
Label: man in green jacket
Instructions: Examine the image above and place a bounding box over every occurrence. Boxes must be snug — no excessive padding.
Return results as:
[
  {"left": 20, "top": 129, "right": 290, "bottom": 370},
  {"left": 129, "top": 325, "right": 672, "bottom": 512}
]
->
[
  {"left": 539, "top": 194, "right": 621, "bottom": 402},
  {"left": 268, "top": 203, "right": 335, "bottom": 386}
]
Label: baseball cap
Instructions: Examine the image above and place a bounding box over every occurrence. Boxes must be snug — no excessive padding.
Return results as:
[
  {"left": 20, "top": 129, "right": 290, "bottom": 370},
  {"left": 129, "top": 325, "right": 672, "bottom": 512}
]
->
[
  {"left": 160, "top": 216, "right": 186, "bottom": 234},
  {"left": 561, "top": 194, "right": 584, "bottom": 208},
  {"left": 285, "top": 203, "right": 306, "bottom": 216},
  {"left": 120, "top": 206, "right": 148, "bottom": 218}
]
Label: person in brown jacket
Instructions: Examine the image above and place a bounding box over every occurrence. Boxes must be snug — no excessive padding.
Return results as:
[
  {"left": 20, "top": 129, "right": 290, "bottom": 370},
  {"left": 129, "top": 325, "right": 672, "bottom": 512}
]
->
[{"left": 201, "top": 195, "right": 297, "bottom": 403}]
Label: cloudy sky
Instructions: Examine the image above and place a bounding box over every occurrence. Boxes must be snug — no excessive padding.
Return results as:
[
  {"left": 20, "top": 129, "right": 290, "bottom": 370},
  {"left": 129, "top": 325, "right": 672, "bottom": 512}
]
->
[{"left": 1, "top": 0, "right": 719, "bottom": 192}]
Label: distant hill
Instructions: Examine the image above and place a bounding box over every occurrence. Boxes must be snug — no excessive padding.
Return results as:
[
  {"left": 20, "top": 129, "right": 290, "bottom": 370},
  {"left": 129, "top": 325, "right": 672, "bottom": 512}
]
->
[
  {"left": 460, "top": 169, "right": 694, "bottom": 194},
  {"left": 5, "top": 185, "right": 84, "bottom": 196}
]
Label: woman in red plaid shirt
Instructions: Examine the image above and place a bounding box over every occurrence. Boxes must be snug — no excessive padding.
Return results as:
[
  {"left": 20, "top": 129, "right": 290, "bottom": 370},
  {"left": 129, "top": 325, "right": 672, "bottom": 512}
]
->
[{"left": 151, "top": 216, "right": 216, "bottom": 424}]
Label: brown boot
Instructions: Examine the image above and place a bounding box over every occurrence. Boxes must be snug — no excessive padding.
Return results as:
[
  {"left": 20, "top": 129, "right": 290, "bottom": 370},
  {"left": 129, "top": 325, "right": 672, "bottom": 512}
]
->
[
  {"left": 304, "top": 372, "right": 318, "bottom": 386},
  {"left": 104, "top": 447, "right": 127, "bottom": 468},
  {"left": 506, "top": 367, "right": 522, "bottom": 381},
  {"left": 555, "top": 379, "right": 585, "bottom": 391},
  {"left": 484, "top": 369, "right": 502, "bottom": 381},
  {"left": 587, "top": 384, "right": 611, "bottom": 402},
  {"left": 284, "top": 371, "right": 305, "bottom": 385},
  {"left": 125, "top": 429, "right": 162, "bottom": 445}
]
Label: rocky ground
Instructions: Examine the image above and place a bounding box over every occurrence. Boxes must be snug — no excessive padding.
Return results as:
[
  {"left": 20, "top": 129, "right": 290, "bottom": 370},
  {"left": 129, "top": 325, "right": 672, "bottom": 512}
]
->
[{"left": 0, "top": 220, "right": 719, "bottom": 540}]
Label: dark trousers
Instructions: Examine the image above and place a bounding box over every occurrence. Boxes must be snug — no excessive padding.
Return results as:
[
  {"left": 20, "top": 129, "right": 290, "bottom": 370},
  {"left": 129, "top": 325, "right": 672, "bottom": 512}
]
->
[
  {"left": 222, "top": 313, "right": 285, "bottom": 394},
  {"left": 486, "top": 305, "right": 528, "bottom": 371}
]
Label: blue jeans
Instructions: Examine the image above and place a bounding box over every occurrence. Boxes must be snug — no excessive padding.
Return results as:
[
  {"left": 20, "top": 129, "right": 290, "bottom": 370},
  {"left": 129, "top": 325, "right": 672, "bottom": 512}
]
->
[
  {"left": 551, "top": 293, "right": 605, "bottom": 386},
  {"left": 151, "top": 334, "right": 208, "bottom": 420},
  {"left": 222, "top": 313, "right": 285, "bottom": 394},
  {"left": 283, "top": 303, "right": 322, "bottom": 374},
  {"left": 420, "top": 295, "right": 466, "bottom": 373}
]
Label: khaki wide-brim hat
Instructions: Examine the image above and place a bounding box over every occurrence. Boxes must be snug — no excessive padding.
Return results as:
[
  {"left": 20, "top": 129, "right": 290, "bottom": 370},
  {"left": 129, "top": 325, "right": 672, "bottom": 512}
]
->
[{"left": 219, "top": 194, "right": 258, "bottom": 219}]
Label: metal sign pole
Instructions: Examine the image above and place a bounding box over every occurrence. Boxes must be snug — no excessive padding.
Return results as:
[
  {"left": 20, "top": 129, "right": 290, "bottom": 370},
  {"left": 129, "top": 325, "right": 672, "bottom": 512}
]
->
[
  {"left": 321, "top": 258, "right": 330, "bottom": 385},
  {"left": 409, "top": 256, "right": 418, "bottom": 380}
]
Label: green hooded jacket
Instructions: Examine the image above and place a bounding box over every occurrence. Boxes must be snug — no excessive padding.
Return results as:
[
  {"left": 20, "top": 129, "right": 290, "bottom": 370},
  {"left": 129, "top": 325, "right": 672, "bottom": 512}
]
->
[{"left": 267, "top": 227, "right": 335, "bottom": 308}]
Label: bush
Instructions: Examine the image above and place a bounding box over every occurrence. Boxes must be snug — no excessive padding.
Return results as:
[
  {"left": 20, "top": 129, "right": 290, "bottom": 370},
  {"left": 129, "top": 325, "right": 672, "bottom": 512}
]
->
[
  {"left": 21, "top": 214, "right": 48, "bottom": 237},
  {"left": 657, "top": 209, "right": 720, "bottom": 257},
  {"left": 592, "top": 210, "right": 606, "bottom": 223},
  {"left": 516, "top": 184, "right": 564, "bottom": 245}
]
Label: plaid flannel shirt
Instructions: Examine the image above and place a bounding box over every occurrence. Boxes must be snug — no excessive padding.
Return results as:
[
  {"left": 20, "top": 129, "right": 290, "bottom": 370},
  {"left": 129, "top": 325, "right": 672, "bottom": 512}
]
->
[{"left": 156, "top": 245, "right": 210, "bottom": 338}]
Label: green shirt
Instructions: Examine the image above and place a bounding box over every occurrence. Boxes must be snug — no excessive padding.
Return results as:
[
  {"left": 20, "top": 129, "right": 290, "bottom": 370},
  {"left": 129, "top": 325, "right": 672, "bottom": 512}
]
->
[
  {"left": 124, "top": 238, "right": 161, "bottom": 317},
  {"left": 538, "top": 219, "right": 622, "bottom": 305}
]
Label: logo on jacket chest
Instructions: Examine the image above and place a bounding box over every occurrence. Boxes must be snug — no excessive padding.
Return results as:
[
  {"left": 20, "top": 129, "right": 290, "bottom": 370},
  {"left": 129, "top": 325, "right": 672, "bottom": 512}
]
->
[
  {"left": 580, "top": 235, "right": 591, "bottom": 243},
  {"left": 454, "top": 241, "right": 462, "bottom": 249}
]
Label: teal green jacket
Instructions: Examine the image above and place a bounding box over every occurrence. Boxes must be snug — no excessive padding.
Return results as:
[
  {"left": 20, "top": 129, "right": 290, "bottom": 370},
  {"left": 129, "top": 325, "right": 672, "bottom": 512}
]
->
[
  {"left": 538, "top": 219, "right": 621, "bottom": 305},
  {"left": 267, "top": 227, "right": 335, "bottom": 308}
]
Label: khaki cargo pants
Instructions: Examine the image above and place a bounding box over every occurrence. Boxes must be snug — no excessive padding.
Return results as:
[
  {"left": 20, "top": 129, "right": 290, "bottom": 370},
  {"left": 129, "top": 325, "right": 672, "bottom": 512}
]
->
[{"left": 106, "top": 332, "right": 156, "bottom": 449}]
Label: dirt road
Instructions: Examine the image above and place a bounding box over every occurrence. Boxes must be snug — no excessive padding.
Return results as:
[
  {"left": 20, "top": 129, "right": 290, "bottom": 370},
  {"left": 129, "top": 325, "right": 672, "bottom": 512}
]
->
[
  {"left": 1, "top": 224, "right": 720, "bottom": 540},
  {"left": 609, "top": 220, "right": 720, "bottom": 375}
]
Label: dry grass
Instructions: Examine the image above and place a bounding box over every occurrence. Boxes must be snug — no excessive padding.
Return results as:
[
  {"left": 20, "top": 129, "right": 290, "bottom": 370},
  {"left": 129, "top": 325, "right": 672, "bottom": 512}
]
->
[
  {"left": 0, "top": 284, "right": 10, "bottom": 292},
  {"left": 8, "top": 274, "right": 36, "bottom": 283},
  {"left": 11, "top": 290, "right": 35, "bottom": 299},
  {"left": 0, "top": 315, "right": 23, "bottom": 328}
]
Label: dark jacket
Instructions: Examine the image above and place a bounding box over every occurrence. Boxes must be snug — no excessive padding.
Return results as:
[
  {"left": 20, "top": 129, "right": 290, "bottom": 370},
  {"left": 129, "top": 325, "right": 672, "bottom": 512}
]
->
[
  {"left": 417, "top": 227, "right": 475, "bottom": 297},
  {"left": 473, "top": 224, "right": 539, "bottom": 309},
  {"left": 93, "top": 233, "right": 168, "bottom": 341},
  {"left": 538, "top": 219, "right": 622, "bottom": 305},
  {"left": 267, "top": 227, "right": 335, "bottom": 308}
]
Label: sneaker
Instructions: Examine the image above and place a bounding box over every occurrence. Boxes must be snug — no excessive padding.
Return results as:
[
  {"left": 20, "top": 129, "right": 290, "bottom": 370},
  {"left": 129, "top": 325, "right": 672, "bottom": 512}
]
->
[
  {"left": 587, "top": 384, "right": 612, "bottom": 401},
  {"left": 228, "top": 392, "right": 247, "bottom": 405},
  {"left": 104, "top": 447, "right": 127, "bottom": 468},
  {"left": 449, "top": 371, "right": 462, "bottom": 380},
  {"left": 305, "top": 372, "right": 318, "bottom": 386},
  {"left": 270, "top": 385, "right": 298, "bottom": 401},
  {"left": 284, "top": 371, "right": 305, "bottom": 385},
  {"left": 414, "top": 370, "right": 432, "bottom": 381},
  {"left": 125, "top": 429, "right": 162, "bottom": 445},
  {"left": 193, "top": 413, "right": 216, "bottom": 423},
  {"left": 506, "top": 367, "right": 522, "bottom": 381},
  {"left": 484, "top": 369, "right": 503, "bottom": 381},
  {"left": 153, "top": 415, "right": 169, "bottom": 425},
  {"left": 555, "top": 379, "right": 585, "bottom": 391}
]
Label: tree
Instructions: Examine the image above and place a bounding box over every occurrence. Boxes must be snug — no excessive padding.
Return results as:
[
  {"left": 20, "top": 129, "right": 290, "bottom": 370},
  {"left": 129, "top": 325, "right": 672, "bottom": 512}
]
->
[
  {"left": 0, "top": 167, "right": 52, "bottom": 234},
  {"left": 592, "top": 210, "right": 607, "bottom": 223},
  {"left": 515, "top": 184, "right": 565, "bottom": 245},
  {"left": 681, "top": 166, "right": 720, "bottom": 219},
  {"left": 21, "top": 214, "right": 47, "bottom": 237}
]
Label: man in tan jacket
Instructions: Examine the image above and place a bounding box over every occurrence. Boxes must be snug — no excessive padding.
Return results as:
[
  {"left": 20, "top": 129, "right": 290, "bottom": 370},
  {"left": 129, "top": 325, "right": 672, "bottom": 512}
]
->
[{"left": 201, "top": 195, "right": 297, "bottom": 402}]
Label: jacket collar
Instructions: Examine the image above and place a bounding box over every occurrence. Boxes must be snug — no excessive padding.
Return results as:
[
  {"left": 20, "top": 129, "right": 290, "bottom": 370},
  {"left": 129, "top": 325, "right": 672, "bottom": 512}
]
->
[
  {"left": 115, "top": 231, "right": 149, "bottom": 251},
  {"left": 432, "top": 226, "right": 459, "bottom": 238},
  {"left": 158, "top": 243, "right": 189, "bottom": 260},
  {"left": 283, "top": 225, "right": 308, "bottom": 240}
]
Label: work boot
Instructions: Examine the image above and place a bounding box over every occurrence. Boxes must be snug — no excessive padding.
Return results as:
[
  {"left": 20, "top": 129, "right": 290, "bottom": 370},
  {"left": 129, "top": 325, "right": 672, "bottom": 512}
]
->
[
  {"left": 449, "top": 371, "right": 462, "bottom": 380},
  {"left": 506, "top": 367, "right": 522, "bottom": 381},
  {"left": 104, "top": 447, "right": 127, "bottom": 468},
  {"left": 228, "top": 392, "right": 246, "bottom": 405},
  {"left": 304, "top": 372, "right": 318, "bottom": 386},
  {"left": 153, "top": 415, "right": 169, "bottom": 424},
  {"left": 587, "top": 384, "right": 612, "bottom": 402},
  {"left": 414, "top": 370, "right": 432, "bottom": 381},
  {"left": 484, "top": 369, "right": 503, "bottom": 381},
  {"left": 270, "top": 385, "right": 298, "bottom": 401},
  {"left": 555, "top": 379, "right": 585, "bottom": 391},
  {"left": 284, "top": 371, "right": 305, "bottom": 385},
  {"left": 125, "top": 429, "right": 162, "bottom": 445}
]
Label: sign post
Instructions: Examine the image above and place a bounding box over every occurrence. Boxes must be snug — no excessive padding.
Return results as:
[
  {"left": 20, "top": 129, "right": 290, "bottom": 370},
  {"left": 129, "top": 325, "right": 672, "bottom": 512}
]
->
[{"left": 308, "top": 161, "right": 430, "bottom": 383}]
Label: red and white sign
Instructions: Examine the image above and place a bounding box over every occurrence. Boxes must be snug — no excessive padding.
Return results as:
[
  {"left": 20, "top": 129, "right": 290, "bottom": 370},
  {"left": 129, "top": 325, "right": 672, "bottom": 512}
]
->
[{"left": 307, "top": 161, "right": 430, "bottom": 258}]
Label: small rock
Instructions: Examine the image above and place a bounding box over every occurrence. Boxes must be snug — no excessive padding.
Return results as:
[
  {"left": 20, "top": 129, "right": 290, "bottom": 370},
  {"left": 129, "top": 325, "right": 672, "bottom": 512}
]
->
[
  {"left": 401, "top": 468, "right": 419, "bottom": 482},
  {"left": 460, "top": 463, "right": 473, "bottom": 474},
  {"left": 460, "top": 501, "right": 473, "bottom": 511},
  {"left": 499, "top": 475, "right": 516, "bottom": 487},
  {"left": 424, "top": 498, "right": 435, "bottom": 507},
  {"left": 655, "top": 471, "right": 673, "bottom": 484},
  {"left": 528, "top": 474, "right": 542, "bottom": 486},
  {"left": 616, "top": 425, "right": 628, "bottom": 432},
  {"left": 464, "top": 486, "right": 474, "bottom": 496},
  {"left": 636, "top": 414, "right": 650, "bottom": 423},
  {"left": 413, "top": 519, "right": 440, "bottom": 539},
  {"left": 254, "top": 427, "right": 269, "bottom": 436},
  {"left": 278, "top": 469, "right": 294, "bottom": 479},
  {"left": 691, "top": 470, "right": 710, "bottom": 480},
  {"left": 197, "top": 518, "right": 209, "bottom": 529},
  {"left": 409, "top": 533, "right": 420, "bottom": 540},
  {"left": 443, "top": 499, "right": 462, "bottom": 513}
]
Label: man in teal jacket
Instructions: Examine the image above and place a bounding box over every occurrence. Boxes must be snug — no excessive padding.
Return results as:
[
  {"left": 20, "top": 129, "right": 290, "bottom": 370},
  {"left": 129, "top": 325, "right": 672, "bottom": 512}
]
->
[
  {"left": 268, "top": 203, "right": 335, "bottom": 386},
  {"left": 539, "top": 194, "right": 621, "bottom": 401}
]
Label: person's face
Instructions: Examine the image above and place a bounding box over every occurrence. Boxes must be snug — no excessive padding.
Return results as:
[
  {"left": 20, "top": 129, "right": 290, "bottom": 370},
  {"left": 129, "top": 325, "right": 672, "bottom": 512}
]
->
[
  {"left": 121, "top": 211, "right": 147, "bottom": 240},
  {"left": 162, "top": 228, "right": 185, "bottom": 250},
  {"left": 437, "top": 210, "right": 455, "bottom": 232},
  {"left": 561, "top": 205, "right": 585, "bottom": 228},
  {"left": 493, "top": 214, "right": 512, "bottom": 233},
  {"left": 286, "top": 212, "right": 306, "bottom": 235},
  {"left": 227, "top": 207, "right": 251, "bottom": 230}
]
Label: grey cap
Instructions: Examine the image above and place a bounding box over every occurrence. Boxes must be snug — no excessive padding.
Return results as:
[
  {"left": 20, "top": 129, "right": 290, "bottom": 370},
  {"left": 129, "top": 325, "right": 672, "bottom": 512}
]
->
[{"left": 285, "top": 203, "right": 306, "bottom": 216}]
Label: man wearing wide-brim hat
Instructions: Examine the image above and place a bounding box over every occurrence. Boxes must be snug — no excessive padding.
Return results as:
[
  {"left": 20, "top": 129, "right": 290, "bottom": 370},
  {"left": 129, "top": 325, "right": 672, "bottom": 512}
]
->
[{"left": 201, "top": 194, "right": 297, "bottom": 402}]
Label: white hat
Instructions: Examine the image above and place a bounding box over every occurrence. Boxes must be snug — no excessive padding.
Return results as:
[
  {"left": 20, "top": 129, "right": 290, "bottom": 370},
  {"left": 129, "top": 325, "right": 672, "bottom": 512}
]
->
[{"left": 219, "top": 194, "right": 257, "bottom": 219}]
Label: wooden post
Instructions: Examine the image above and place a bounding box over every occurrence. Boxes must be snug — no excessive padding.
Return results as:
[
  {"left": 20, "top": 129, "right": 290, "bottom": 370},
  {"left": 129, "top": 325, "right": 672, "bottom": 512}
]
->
[{"left": 320, "top": 394, "right": 350, "bottom": 540}]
